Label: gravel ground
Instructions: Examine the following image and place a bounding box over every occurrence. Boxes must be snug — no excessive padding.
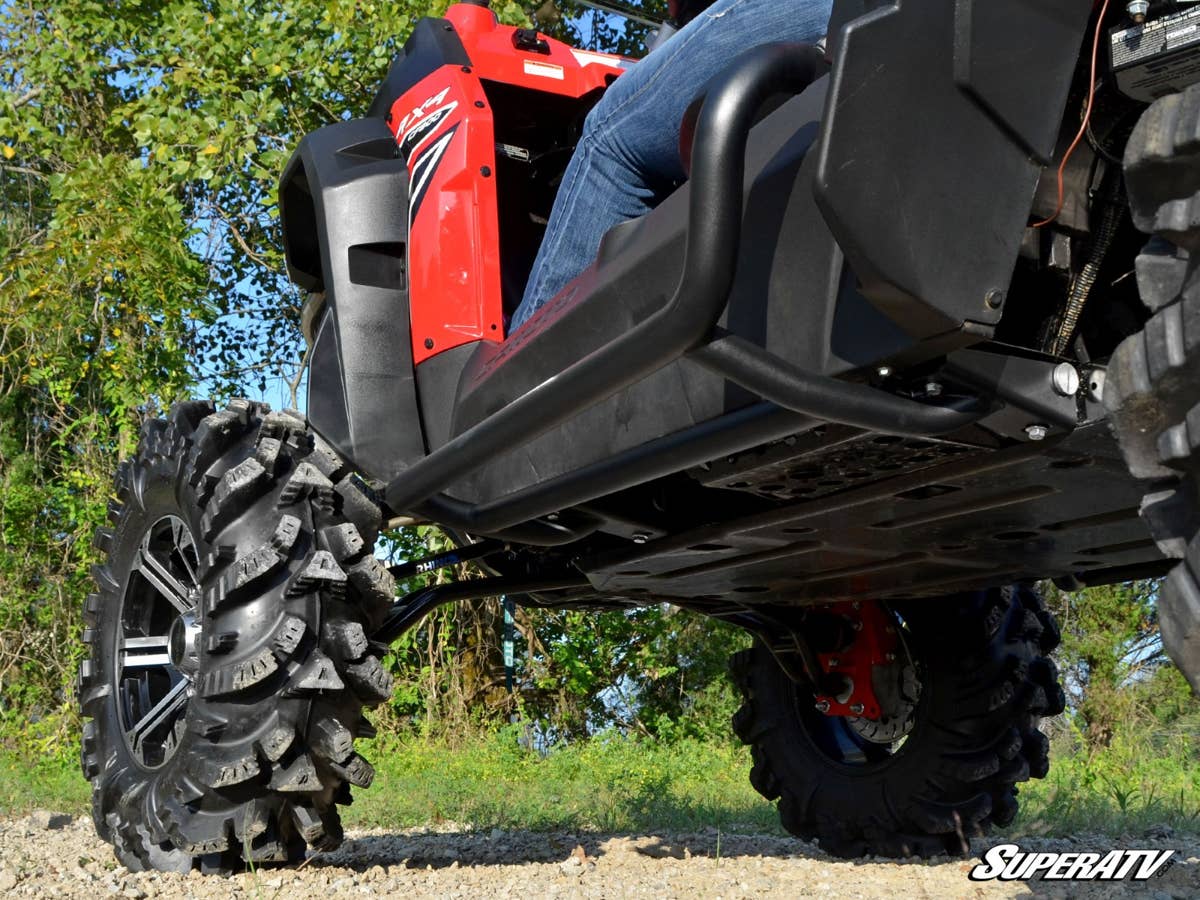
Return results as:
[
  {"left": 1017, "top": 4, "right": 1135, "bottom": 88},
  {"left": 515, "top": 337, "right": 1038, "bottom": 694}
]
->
[{"left": 0, "top": 812, "right": 1196, "bottom": 898}]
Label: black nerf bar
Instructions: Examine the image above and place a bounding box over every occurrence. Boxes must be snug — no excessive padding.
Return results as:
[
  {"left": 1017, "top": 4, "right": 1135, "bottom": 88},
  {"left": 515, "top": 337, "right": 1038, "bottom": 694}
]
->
[
  {"left": 385, "top": 43, "right": 828, "bottom": 515},
  {"left": 692, "top": 336, "right": 984, "bottom": 435}
]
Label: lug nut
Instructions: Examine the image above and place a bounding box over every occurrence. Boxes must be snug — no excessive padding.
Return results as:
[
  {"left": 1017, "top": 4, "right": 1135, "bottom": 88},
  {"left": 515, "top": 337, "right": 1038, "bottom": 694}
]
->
[
  {"left": 849, "top": 703, "right": 865, "bottom": 715},
  {"left": 1025, "top": 424, "right": 1048, "bottom": 441},
  {"left": 815, "top": 700, "right": 831, "bottom": 714}
]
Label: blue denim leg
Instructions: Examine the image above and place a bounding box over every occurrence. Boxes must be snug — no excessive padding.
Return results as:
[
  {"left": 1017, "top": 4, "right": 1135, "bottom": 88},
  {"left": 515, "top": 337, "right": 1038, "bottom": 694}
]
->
[{"left": 510, "top": 0, "right": 834, "bottom": 332}]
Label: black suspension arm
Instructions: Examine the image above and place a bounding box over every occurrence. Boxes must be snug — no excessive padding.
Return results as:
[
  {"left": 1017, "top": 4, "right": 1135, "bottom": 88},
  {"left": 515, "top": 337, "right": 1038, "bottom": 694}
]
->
[{"left": 373, "top": 575, "right": 591, "bottom": 645}]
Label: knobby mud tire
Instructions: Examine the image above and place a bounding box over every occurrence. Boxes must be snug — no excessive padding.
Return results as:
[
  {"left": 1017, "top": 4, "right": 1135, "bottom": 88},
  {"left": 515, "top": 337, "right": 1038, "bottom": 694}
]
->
[
  {"left": 1106, "top": 83, "right": 1200, "bottom": 690},
  {"left": 729, "top": 586, "right": 1064, "bottom": 858},
  {"left": 80, "top": 399, "right": 398, "bottom": 873}
]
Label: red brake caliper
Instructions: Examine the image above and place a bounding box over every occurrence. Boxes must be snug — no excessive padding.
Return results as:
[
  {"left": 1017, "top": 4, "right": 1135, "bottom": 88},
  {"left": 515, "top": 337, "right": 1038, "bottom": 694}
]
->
[{"left": 812, "top": 600, "right": 898, "bottom": 719}]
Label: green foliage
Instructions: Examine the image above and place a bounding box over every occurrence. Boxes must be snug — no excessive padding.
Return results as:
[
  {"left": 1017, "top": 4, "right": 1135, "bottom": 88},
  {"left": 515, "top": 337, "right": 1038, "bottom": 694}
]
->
[
  {"left": 0, "top": 0, "right": 533, "bottom": 732},
  {"left": 1012, "top": 722, "right": 1200, "bottom": 837},
  {"left": 1044, "top": 580, "right": 1194, "bottom": 749},
  {"left": 519, "top": 605, "right": 749, "bottom": 741},
  {"left": 377, "top": 526, "right": 750, "bottom": 742},
  {"left": 0, "top": 0, "right": 720, "bottom": 750},
  {"left": 534, "top": 0, "right": 668, "bottom": 57}
]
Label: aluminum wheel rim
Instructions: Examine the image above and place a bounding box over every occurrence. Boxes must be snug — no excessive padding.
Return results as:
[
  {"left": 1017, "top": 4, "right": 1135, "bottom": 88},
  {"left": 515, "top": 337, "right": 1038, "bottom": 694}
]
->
[{"left": 115, "top": 514, "right": 201, "bottom": 770}]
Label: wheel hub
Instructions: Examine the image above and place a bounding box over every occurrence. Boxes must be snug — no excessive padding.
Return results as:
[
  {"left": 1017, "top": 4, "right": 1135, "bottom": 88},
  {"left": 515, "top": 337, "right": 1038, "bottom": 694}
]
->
[
  {"left": 811, "top": 600, "right": 898, "bottom": 720},
  {"left": 810, "top": 600, "right": 920, "bottom": 745},
  {"left": 167, "top": 610, "right": 201, "bottom": 677}
]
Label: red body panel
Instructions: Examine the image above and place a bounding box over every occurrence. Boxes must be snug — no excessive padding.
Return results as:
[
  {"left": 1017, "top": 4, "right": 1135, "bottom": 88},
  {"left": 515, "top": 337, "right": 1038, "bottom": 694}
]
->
[{"left": 389, "top": 3, "right": 626, "bottom": 366}]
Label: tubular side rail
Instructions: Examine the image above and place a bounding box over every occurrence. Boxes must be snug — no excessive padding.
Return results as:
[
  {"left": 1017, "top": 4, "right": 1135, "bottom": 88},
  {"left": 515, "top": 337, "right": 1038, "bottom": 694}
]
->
[
  {"left": 691, "top": 335, "right": 987, "bottom": 436},
  {"left": 410, "top": 345, "right": 986, "bottom": 544},
  {"left": 384, "top": 43, "right": 829, "bottom": 516}
]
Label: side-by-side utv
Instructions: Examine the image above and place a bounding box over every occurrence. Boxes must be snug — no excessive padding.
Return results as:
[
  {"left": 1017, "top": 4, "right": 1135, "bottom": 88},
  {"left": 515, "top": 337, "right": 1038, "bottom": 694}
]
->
[{"left": 80, "top": 0, "right": 1200, "bottom": 872}]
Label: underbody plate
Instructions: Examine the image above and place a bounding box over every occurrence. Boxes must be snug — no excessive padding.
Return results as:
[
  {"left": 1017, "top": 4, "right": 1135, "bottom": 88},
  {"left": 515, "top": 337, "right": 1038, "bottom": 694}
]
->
[{"left": 583, "top": 423, "right": 1166, "bottom": 606}]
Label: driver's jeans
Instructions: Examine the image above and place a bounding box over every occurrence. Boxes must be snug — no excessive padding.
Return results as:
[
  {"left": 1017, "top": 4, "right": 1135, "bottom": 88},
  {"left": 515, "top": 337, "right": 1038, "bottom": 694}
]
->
[{"left": 509, "top": 0, "right": 834, "bottom": 332}]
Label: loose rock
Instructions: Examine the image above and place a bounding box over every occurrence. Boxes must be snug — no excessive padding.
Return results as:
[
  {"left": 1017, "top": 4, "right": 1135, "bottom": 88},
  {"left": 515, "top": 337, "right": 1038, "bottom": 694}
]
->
[{"left": 29, "top": 810, "right": 72, "bottom": 830}]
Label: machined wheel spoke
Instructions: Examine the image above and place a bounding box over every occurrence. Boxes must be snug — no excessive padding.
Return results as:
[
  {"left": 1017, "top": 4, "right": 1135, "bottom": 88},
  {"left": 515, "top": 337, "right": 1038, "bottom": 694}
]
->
[
  {"left": 126, "top": 678, "right": 189, "bottom": 757},
  {"left": 135, "top": 547, "right": 195, "bottom": 614},
  {"left": 170, "top": 517, "right": 200, "bottom": 587},
  {"left": 120, "top": 634, "right": 171, "bottom": 671}
]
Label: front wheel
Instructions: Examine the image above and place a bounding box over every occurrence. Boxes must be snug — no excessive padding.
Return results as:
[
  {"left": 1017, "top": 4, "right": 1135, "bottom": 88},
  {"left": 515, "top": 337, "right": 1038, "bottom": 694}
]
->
[
  {"left": 730, "top": 587, "right": 1064, "bottom": 858},
  {"left": 80, "top": 400, "right": 398, "bottom": 873}
]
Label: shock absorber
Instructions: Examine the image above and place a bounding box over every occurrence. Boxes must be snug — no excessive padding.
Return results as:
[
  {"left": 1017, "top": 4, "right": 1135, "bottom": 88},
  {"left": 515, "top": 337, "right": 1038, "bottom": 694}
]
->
[{"left": 1050, "top": 172, "right": 1126, "bottom": 357}]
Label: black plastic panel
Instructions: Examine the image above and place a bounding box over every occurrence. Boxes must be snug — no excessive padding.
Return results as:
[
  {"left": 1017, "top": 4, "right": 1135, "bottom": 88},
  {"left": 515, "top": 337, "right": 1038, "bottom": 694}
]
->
[
  {"left": 443, "top": 78, "right": 950, "bottom": 504},
  {"left": 815, "top": 0, "right": 1093, "bottom": 340},
  {"left": 279, "top": 118, "right": 425, "bottom": 483},
  {"left": 367, "top": 18, "right": 472, "bottom": 119}
]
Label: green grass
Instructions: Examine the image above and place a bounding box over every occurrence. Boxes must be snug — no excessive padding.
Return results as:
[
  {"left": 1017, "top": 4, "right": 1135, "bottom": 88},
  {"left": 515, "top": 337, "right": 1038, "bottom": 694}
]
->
[
  {"left": 2, "top": 725, "right": 1196, "bottom": 840},
  {"left": 1006, "top": 730, "right": 1200, "bottom": 838},
  {"left": 0, "top": 748, "right": 89, "bottom": 815},
  {"left": 346, "top": 729, "right": 782, "bottom": 834}
]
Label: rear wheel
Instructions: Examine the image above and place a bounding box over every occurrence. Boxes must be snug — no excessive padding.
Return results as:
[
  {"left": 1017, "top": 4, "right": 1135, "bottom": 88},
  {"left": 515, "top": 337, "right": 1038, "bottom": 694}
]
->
[
  {"left": 730, "top": 587, "right": 1064, "bottom": 858},
  {"left": 80, "top": 400, "right": 398, "bottom": 873}
]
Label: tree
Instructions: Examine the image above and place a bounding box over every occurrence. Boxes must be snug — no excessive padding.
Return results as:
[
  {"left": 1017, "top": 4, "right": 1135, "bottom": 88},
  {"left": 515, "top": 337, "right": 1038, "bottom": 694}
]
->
[
  {"left": 0, "top": 0, "right": 746, "bottom": 746},
  {"left": 534, "top": 0, "right": 668, "bottom": 58},
  {"left": 0, "top": 0, "right": 530, "bottom": 728},
  {"left": 1044, "top": 579, "right": 1192, "bottom": 749}
]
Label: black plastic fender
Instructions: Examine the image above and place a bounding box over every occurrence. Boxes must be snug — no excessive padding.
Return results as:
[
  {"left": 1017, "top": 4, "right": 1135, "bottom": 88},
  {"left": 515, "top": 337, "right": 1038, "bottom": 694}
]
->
[
  {"left": 279, "top": 118, "right": 425, "bottom": 483},
  {"left": 817, "top": 0, "right": 1094, "bottom": 340}
]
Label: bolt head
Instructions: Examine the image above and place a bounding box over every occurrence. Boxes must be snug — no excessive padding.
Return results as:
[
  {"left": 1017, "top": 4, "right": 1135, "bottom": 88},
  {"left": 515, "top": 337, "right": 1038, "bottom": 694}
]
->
[
  {"left": 849, "top": 703, "right": 865, "bottom": 715},
  {"left": 815, "top": 700, "right": 831, "bottom": 714},
  {"left": 631, "top": 531, "right": 650, "bottom": 544},
  {"left": 827, "top": 657, "right": 840, "bottom": 668},
  {"left": 1052, "top": 363, "right": 1081, "bottom": 397},
  {"left": 876, "top": 366, "right": 893, "bottom": 378},
  {"left": 925, "top": 381, "right": 943, "bottom": 397},
  {"left": 885, "top": 652, "right": 897, "bottom": 662},
  {"left": 1025, "top": 424, "right": 1049, "bottom": 441},
  {"left": 985, "top": 289, "right": 1006, "bottom": 310}
]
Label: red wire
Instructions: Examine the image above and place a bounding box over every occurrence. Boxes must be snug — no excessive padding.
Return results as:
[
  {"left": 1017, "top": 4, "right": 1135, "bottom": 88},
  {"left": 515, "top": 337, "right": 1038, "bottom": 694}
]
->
[{"left": 1032, "top": 0, "right": 1112, "bottom": 229}]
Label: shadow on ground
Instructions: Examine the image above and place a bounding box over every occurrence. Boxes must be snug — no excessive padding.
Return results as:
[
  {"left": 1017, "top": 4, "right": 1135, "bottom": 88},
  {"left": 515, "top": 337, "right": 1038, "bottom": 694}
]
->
[{"left": 315, "top": 828, "right": 820, "bottom": 871}]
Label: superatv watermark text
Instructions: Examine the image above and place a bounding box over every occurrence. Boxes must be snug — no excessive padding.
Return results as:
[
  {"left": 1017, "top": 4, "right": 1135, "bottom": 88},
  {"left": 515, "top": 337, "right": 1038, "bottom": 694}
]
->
[{"left": 969, "top": 844, "right": 1174, "bottom": 882}]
